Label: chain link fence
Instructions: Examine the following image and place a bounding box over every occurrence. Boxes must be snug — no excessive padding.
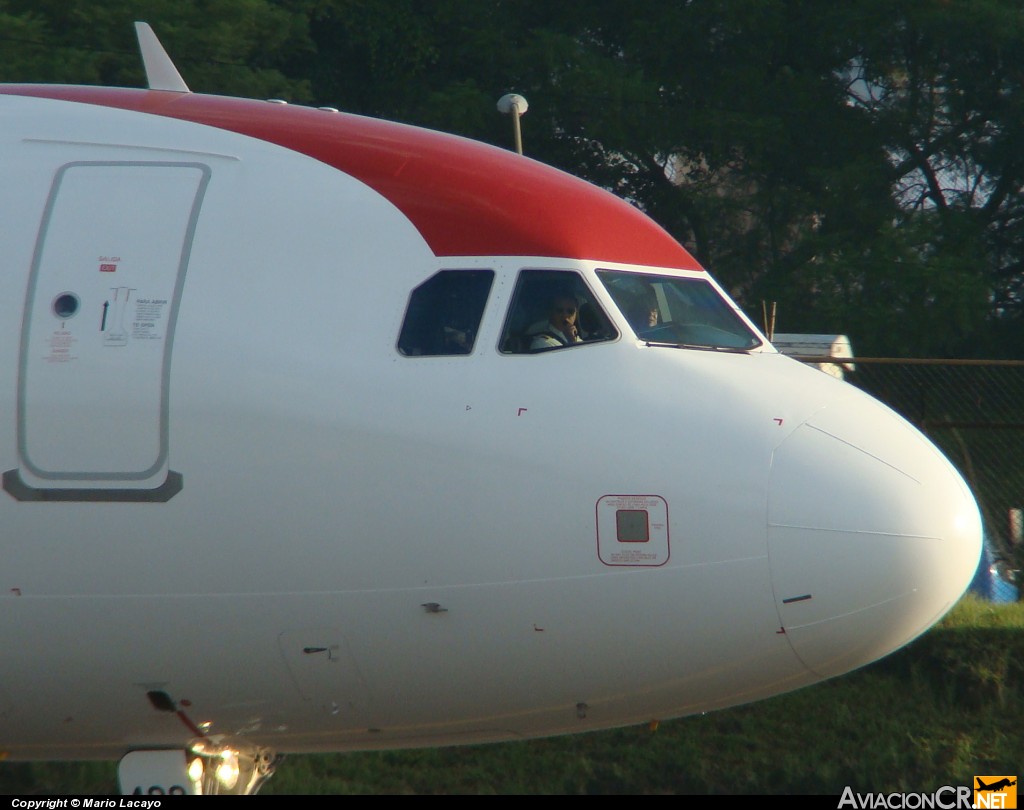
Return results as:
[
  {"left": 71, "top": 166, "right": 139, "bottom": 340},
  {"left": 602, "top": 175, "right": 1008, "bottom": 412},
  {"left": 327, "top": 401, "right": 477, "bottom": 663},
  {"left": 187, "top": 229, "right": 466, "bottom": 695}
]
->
[{"left": 802, "top": 358, "right": 1024, "bottom": 602}]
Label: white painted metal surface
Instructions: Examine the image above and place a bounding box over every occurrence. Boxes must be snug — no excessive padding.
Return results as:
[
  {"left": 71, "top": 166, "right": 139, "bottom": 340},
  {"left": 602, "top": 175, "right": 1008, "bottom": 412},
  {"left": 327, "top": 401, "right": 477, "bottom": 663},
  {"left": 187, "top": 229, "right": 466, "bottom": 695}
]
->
[{"left": 0, "top": 87, "right": 981, "bottom": 774}]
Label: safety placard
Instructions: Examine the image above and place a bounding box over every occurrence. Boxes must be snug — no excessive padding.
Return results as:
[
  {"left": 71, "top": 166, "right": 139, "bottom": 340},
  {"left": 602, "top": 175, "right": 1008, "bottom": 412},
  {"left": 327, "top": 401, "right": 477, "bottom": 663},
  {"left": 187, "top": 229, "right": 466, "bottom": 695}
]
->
[{"left": 595, "top": 494, "right": 670, "bottom": 566}]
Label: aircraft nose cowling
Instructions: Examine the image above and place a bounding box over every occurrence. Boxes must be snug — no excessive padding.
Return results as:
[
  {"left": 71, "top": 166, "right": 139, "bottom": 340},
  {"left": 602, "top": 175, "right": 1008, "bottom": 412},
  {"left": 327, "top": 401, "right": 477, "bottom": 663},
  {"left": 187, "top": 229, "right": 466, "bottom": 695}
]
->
[{"left": 767, "top": 396, "right": 982, "bottom": 679}]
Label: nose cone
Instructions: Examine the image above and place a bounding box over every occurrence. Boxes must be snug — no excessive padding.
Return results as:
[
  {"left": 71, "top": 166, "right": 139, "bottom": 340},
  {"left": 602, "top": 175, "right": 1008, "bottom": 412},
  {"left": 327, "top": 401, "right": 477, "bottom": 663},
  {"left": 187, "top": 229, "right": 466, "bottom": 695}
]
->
[{"left": 768, "top": 392, "right": 982, "bottom": 679}]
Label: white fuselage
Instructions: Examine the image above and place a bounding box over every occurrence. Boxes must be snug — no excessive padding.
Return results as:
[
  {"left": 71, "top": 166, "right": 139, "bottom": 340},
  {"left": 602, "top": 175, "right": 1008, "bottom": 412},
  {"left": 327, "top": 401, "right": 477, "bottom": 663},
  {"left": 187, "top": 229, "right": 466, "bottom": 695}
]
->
[{"left": 0, "top": 91, "right": 981, "bottom": 760}]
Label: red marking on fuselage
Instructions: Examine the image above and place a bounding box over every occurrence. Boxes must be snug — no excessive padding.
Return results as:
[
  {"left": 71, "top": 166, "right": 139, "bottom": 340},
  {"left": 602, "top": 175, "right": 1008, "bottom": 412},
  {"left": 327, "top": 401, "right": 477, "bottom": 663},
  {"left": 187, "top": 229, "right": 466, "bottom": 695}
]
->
[{"left": 1, "top": 86, "right": 702, "bottom": 270}]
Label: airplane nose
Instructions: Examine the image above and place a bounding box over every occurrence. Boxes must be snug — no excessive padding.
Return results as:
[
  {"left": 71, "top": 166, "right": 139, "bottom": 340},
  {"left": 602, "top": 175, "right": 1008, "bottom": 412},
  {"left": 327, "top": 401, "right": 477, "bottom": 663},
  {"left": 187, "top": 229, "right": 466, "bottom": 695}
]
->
[{"left": 767, "top": 393, "right": 982, "bottom": 679}]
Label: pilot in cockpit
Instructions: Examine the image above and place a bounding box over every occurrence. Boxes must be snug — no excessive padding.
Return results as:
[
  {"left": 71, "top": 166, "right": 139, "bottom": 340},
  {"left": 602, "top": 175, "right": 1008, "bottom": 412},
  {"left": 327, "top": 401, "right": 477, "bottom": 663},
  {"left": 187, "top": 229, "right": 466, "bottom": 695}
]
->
[
  {"left": 623, "top": 287, "right": 659, "bottom": 336},
  {"left": 529, "top": 293, "right": 583, "bottom": 350}
]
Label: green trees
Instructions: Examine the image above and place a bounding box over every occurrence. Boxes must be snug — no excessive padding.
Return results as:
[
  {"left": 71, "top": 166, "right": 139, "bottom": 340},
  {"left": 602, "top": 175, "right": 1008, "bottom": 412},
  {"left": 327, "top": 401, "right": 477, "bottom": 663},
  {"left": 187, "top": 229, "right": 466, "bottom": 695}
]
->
[
  {"left": 3, "top": 0, "right": 1022, "bottom": 357},
  {"left": 0, "top": 0, "right": 311, "bottom": 98}
]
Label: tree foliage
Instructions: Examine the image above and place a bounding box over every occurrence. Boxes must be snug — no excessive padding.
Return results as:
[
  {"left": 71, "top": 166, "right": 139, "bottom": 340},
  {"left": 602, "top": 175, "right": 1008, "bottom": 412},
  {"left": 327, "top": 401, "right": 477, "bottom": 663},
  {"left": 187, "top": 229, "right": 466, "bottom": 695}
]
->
[
  {"left": 2, "top": 0, "right": 1022, "bottom": 357},
  {"left": 0, "top": 0, "right": 311, "bottom": 98}
]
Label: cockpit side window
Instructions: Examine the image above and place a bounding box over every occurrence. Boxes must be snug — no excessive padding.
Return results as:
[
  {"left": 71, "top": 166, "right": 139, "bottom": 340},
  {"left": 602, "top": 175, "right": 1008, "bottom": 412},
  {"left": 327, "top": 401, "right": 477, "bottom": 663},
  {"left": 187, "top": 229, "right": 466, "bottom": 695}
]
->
[
  {"left": 499, "top": 270, "right": 617, "bottom": 354},
  {"left": 397, "top": 269, "right": 494, "bottom": 356},
  {"left": 596, "top": 270, "right": 762, "bottom": 351}
]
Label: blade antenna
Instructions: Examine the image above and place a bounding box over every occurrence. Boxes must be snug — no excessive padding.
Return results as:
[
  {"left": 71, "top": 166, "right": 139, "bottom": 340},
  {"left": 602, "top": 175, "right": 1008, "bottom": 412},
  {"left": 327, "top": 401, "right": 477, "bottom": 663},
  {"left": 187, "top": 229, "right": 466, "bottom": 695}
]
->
[{"left": 135, "top": 21, "right": 190, "bottom": 93}]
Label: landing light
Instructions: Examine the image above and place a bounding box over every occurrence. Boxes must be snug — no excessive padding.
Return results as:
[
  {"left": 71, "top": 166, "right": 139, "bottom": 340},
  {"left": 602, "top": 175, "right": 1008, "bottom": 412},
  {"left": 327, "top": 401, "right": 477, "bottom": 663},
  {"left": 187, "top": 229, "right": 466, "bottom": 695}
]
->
[
  {"left": 186, "top": 738, "right": 276, "bottom": 795},
  {"left": 187, "top": 755, "right": 204, "bottom": 784},
  {"left": 214, "top": 749, "right": 240, "bottom": 790}
]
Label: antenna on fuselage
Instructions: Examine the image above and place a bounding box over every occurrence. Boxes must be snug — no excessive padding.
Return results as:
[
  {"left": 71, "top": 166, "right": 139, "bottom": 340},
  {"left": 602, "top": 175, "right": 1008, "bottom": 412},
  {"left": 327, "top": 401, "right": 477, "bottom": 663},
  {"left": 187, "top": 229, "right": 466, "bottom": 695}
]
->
[
  {"left": 497, "top": 93, "right": 529, "bottom": 155},
  {"left": 762, "top": 300, "right": 777, "bottom": 342},
  {"left": 135, "top": 21, "right": 191, "bottom": 93}
]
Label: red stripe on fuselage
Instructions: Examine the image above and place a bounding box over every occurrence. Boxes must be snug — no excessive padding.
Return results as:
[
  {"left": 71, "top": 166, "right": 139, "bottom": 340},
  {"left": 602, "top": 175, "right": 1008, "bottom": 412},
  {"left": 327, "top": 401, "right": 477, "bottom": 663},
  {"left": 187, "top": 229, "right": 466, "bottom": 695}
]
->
[{"left": 3, "top": 85, "right": 701, "bottom": 270}]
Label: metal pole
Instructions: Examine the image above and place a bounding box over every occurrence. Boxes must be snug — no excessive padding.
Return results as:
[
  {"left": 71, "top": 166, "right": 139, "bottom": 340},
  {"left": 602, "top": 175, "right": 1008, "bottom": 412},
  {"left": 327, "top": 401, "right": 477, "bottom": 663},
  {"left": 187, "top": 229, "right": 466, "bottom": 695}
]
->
[
  {"left": 511, "top": 106, "right": 523, "bottom": 155},
  {"left": 497, "top": 94, "right": 529, "bottom": 155}
]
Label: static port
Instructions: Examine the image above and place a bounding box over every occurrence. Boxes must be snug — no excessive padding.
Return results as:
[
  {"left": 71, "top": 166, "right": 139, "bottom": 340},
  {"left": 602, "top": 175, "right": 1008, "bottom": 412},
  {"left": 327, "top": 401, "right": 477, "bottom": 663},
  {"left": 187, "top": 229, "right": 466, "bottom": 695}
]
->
[{"left": 52, "top": 293, "right": 80, "bottom": 320}]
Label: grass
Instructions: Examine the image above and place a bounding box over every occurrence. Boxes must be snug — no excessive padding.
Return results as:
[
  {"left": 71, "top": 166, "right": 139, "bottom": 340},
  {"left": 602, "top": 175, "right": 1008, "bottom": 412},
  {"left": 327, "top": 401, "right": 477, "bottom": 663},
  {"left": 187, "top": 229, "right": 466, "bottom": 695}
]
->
[{"left": 3, "top": 596, "right": 1021, "bottom": 794}]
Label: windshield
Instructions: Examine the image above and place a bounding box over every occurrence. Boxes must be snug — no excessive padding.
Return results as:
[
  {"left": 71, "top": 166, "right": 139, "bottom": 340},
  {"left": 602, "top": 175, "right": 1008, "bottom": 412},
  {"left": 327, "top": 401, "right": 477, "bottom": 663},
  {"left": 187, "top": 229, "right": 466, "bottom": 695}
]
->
[{"left": 596, "top": 270, "right": 762, "bottom": 351}]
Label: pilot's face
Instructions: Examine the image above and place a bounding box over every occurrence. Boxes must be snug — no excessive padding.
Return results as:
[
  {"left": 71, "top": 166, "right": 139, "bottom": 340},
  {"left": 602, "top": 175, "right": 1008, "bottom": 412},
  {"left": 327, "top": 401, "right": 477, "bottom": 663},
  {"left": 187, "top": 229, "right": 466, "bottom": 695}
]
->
[{"left": 551, "top": 298, "right": 577, "bottom": 331}]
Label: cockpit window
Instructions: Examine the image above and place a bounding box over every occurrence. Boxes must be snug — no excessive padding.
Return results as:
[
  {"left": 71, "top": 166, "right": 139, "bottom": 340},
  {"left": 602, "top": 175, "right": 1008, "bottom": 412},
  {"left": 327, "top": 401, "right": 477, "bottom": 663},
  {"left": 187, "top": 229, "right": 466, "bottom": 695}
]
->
[
  {"left": 499, "top": 270, "right": 618, "bottom": 354},
  {"left": 398, "top": 269, "right": 494, "bottom": 356},
  {"left": 596, "top": 270, "right": 762, "bottom": 351}
]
